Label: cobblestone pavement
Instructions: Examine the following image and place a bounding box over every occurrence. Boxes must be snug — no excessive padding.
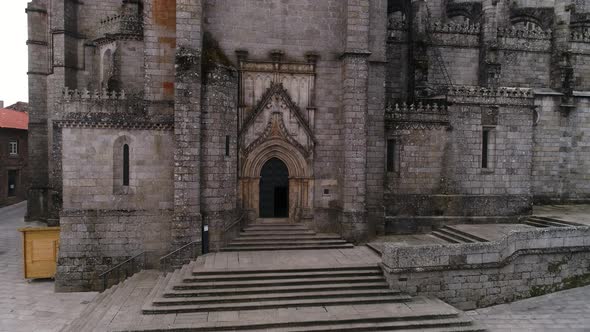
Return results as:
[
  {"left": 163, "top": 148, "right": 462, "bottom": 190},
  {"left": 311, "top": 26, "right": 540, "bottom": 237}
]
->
[
  {"left": 468, "top": 285, "right": 590, "bottom": 331},
  {"left": 0, "top": 202, "right": 97, "bottom": 332}
]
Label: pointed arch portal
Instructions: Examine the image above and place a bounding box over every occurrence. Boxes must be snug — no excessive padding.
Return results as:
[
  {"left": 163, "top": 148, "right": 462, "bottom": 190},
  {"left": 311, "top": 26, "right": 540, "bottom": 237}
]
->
[
  {"left": 259, "top": 158, "right": 289, "bottom": 218},
  {"left": 239, "top": 85, "right": 316, "bottom": 223}
]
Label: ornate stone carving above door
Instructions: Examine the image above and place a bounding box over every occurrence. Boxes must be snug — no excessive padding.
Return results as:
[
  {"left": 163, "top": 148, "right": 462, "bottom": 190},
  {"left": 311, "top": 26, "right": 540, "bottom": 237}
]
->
[{"left": 237, "top": 52, "right": 318, "bottom": 223}]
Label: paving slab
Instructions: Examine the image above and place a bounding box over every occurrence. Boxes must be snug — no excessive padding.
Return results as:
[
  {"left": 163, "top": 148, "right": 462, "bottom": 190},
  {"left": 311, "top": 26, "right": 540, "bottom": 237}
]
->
[
  {"left": 469, "top": 285, "right": 590, "bottom": 331},
  {"left": 0, "top": 202, "right": 97, "bottom": 332}
]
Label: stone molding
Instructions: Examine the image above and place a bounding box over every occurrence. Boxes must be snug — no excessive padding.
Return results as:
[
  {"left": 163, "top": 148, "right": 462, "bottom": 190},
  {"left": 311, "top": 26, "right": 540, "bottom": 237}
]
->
[
  {"left": 429, "top": 21, "right": 481, "bottom": 35},
  {"left": 497, "top": 26, "right": 552, "bottom": 40},
  {"left": 60, "top": 208, "right": 174, "bottom": 217},
  {"left": 55, "top": 120, "right": 173, "bottom": 131},
  {"left": 571, "top": 28, "right": 590, "bottom": 43},
  {"left": 385, "top": 102, "right": 450, "bottom": 130},
  {"left": 448, "top": 86, "right": 533, "bottom": 98},
  {"left": 62, "top": 87, "right": 127, "bottom": 101},
  {"left": 447, "top": 85, "right": 534, "bottom": 106}
]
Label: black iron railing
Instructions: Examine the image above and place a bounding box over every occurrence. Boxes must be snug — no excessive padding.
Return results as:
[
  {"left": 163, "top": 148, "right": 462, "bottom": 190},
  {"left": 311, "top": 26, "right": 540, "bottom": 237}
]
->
[
  {"left": 98, "top": 251, "right": 146, "bottom": 291},
  {"left": 159, "top": 241, "right": 202, "bottom": 272},
  {"left": 224, "top": 213, "right": 245, "bottom": 233}
]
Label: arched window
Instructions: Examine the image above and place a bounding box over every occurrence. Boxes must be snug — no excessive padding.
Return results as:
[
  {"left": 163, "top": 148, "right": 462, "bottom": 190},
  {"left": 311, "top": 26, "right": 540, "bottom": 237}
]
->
[
  {"left": 123, "top": 144, "right": 130, "bottom": 186},
  {"left": 113, "top": 135, "right": 133, "bottom": 195}
]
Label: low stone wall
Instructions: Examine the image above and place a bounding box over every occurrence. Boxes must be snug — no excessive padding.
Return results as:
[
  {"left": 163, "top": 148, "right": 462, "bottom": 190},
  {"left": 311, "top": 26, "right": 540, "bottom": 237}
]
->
[{"left": 381, "top": 227, "right": 590, "bottom": 309}]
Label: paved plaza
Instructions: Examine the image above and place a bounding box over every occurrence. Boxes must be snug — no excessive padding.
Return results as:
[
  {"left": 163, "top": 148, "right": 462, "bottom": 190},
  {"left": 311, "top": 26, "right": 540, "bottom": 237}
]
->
[
  {"left": 468, "top": 285, "right": 590, "bottom": 331},
  {"left": 0, "top": 202, "right": 97, "bottom": 332}
]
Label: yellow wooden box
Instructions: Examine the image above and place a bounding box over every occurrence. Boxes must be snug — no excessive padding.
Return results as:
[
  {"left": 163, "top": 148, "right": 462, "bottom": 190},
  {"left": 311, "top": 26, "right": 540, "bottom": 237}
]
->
[{"left": 18, "top": 227, "right": 60, "bottom": 279}]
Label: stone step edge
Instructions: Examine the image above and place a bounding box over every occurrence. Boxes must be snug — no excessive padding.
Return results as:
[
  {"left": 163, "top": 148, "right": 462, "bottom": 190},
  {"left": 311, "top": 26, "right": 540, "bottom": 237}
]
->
[
  {"left": 531, "top": 216, "right": 585, "bottom": 226},
  {"left": 221, "top": 244, "right": 354, "bottom": 251},
  {"left": 258, "top": 317, "right": 478, "bottom": 332},
  {"left": 234, "top": 235, "right": 342, "bottom": 240},
  {"left": 163, "top": 282, "right": 391, "bottom": 297},
  {"left": 153, "top": 289, "right": 402, "bottom": 306},
  {"left": 116, "top": 312, "right": 463, "bottom": 331},
  {"left": 430, "top": 231, "right": 462, "bottom": 244},
  {"left": 178, "top": 275, "right": 386, "bottom": 288},
  {"left": 61, "top": 282, "right": 118, "bottom": 332},
  {"left": 191, "top": 263, "right": 379, "bottom": 275},
  {"left": 142, "top": 295, "right": 413, "bottom": 314},
  {"left": 436, "top": 228, "right": 477, "bottom": 243},
  {"left": 189, "top": 270, "right": 381, "bottom": 281},
  {"left": 84, "top": 271, "right": 154, "bottom": 332},
  {"left": 528, "top": 216, "right": 576, "bottom": 227},
  {"left": 442, "top": 226, "right": 490, "bottom": 242},
  {"left": 228, "top": 240, "right": 348, "bottom": 245}
]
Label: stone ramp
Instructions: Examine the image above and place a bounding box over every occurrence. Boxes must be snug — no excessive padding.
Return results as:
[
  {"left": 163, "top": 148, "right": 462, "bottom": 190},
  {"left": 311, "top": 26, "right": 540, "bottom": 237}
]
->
[
  {"left": 222, "top": 221, "right": 353, "bottom": 251},
  {"left": 63, "top": 249, "right": 485, "bottom": 331}
]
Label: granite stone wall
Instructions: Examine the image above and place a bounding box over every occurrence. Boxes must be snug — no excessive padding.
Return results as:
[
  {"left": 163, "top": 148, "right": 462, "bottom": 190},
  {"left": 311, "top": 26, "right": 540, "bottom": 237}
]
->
[
  {"left": 382, "top": 227, "right": 590, "bottom": 310},
  {"left": 384, "top": 88, "right": 535, "bottom": 232},
  {"left": 201, "top": 65, "right": 239, "bottom": 251}
]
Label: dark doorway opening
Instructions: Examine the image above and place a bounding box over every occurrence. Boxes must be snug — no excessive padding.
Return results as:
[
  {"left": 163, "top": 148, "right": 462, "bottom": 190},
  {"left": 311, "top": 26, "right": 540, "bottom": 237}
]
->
[
  {"left": 259, "top": 158, "right": 289, "bottom": 218},
  {"left": 7, "top": 170, "right": 17, "bottom": 197}
]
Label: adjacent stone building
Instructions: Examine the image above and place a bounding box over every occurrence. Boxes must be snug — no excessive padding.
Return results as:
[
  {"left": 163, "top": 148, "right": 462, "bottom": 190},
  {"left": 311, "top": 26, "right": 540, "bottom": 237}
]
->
[
  {"left": 0, "top": 106, "right": 29, "bottom": 206},
  {"left": 24, "top": 0, "right": 590, "bottom": 290}
]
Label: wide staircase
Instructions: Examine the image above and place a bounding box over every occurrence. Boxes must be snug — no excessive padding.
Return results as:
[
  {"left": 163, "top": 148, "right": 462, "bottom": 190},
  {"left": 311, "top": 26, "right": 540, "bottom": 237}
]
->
[
  {"left": 62, "top": 222, "right": 486, "bottom": 331},
  {"left": 222, "top": 219, "right": 353, "bottom": 251}
]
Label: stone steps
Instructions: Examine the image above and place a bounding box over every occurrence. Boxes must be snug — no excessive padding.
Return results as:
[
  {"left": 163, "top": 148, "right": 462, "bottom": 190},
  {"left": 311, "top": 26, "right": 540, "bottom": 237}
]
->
[
  {"left": 63, "top": 271, "right": 152, "bottom": 332},
  {"left": 525, "top": 216, "right": 583, "bottom": 228},
  {"left": 431, "top": 226, "right": 488, "bottom": 244},
  {"left": 163, "top": 281, "right": 390, "bottom": 297},
  {"left": 153, "top": 289, "right": 409, "bottom": 306},
  {"left": 188, "top": 266, "right": 381, "bottom": 280},
  {"left": 225, "top": 222, "right": 353, "bottom": 251},
  {"left": 66, "top": 257, "right": 483, "bottom": 332},
  {"left": 238, "top": 230, "right": 317, "bottom": 236},
  {"left": 222, "top": 243, "right": 354, "bottom": 251},
  {"left": 118, "top": 306, "right": 484, "bottom": 331},
  {"left": 143, "top": 294, "right": 413, "bottom": 313},
  {"left": 143, "top": 263, "right": 413, "bottom": 315},
  {"left": 235, "top": 234, "right": 342, "bottom": 241},
  {"left": 175, "top": 275, "right": 386, "bottom": 289}
]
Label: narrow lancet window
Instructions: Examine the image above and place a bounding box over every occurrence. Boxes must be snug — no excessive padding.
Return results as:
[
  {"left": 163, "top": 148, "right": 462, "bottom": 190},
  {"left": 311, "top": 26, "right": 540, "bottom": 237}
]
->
[
  {"left": 482, "top": 129, "right": 490, "bottom": 169},
  {"left": 225, "top": 135, "right": 230, "bottom": 156},
  {"left": 123, "top": 144, "right": 130, "bottom": 186},
  {"left": 387, "top": 139, "right": 398, "bottom": 173}
]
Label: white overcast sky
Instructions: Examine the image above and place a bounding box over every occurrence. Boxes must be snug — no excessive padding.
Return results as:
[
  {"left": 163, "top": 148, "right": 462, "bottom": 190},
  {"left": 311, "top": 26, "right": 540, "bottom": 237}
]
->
[{"left": 0, "top": 1, "right": 29, "bottom": 106}]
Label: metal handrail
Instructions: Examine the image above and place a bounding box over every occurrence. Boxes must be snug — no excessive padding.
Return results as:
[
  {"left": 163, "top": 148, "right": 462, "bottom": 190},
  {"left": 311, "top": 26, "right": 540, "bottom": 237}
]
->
[
  {"left": 224, "top": 213, "right": 245, "bottom": 232},
  {"left": 98, "top": 251, "right": 146, "bottom": 292},
  {"left": 159, "top": 240, "right": 202, "bottom": 272}
]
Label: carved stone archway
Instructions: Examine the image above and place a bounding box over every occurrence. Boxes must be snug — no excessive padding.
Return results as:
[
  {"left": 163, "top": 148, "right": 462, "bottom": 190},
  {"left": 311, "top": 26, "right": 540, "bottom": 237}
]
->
[
  {"left": 240, "top": 137, "right": 313, "bottom": 223},
  {"left": 239, "top": 84, "right": 315, "bottom": 223}
]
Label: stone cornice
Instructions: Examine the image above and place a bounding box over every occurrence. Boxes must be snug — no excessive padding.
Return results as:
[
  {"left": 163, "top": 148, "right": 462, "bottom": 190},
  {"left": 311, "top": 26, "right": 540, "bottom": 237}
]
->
[
  {"left": 55, "top": 120, "right": 173, "bottom": 131},
  {"left": 447, "top": 86, "right": 535, "bottom": 106}
]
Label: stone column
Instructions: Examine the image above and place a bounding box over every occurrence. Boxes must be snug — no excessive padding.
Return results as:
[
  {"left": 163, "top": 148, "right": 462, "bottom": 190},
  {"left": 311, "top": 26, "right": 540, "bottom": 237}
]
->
[
  {"left": 25, "top": 0, "right": 50, "bottom": 222},
  {"left": 479, "top": 0, "right": 501, "bottom": 87},
  {"left": 172, "top": 0, "right": 204, "bottom": 248},
  {"left": 367, "top": 0, "right": 388, "bottom": 235},
  {"left": 341, "top": 0, "right": 371, "bottom": 243}
]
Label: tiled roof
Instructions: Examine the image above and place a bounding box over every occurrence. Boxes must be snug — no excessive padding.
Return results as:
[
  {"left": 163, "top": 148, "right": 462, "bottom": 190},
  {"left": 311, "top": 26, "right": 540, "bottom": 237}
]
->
[{"left": 0, "top": 108, "right": 28, "bottom": 130}]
